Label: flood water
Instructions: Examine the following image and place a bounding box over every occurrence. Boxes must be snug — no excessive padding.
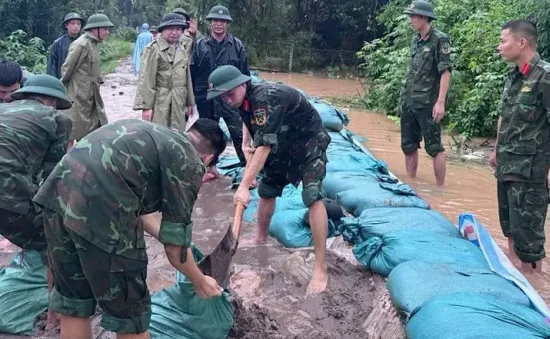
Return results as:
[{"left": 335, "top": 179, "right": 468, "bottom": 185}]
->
[{"left": 258, "top": 71, "right": 550, "bottom": 304}]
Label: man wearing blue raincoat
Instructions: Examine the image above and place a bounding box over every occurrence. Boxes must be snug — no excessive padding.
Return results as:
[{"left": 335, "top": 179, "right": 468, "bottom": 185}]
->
[{"left": 132, "top": 23, "right": 154, "bottom": 75}]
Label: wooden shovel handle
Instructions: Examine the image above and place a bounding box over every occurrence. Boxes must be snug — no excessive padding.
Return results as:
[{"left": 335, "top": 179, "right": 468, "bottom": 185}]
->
[{"left": 232, "top": 201, "right": 245, "bottom": 239}]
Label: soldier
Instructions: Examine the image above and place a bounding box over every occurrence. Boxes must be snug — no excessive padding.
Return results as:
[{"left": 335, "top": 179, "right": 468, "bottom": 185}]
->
[
  {"left": 191, "top": 5, "right": 250, "bottom": 183},
  {"left": 150, "top": 26, "right": 158, "bottom": 39},
  {"left": 47, "top": 12, "right": 85, "bottom": 79},
  {"left": 61, "top": 13, "right": 114, "bottom": 148},
  {"left": 132, "top": 23, "right": 154, "bottom": 75},
  {"left": 172, "top": 7, "right": 200, "bottom": 57},
  {"left": 400, "top": 1, "right": 451, "bottom": 186},
  {"left": 0, "top": 59, "right": 23, "bottom": 103},
  {"left": 0, "top": 74, "right": 72, "bottom": 326},
  {"left": 133, "top": 13, "right": 194, "bottom": 131},
  {"left": 207, "top": 65, "right": 331, "bottom": 295},
  {"left": 33, "top": 118, "right": 227, "bottom": 338},
  {"left": 491, "top": 20, "right": 550, "bottom": 275}
]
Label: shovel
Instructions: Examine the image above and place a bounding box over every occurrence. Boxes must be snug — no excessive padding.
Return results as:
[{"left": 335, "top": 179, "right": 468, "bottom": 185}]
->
[{"left": 197, "top": 201, "right": 245, "bottom": 288}]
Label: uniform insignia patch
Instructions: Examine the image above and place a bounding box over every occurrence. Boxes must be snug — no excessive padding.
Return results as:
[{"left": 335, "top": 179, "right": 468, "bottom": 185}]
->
[
  {"left": 218, "top": 9, "right": 224, "bottom": 14},
  {"left": 252, "top": 108, "right": 267, "bottom": 126},
  {"left": 441, "top": 43, "right": 451, "bottom": 54},
  {"left": 520, "top": 86, "right": 532, "bottom": 92},
  {"left": 423, "top": 47, "right": 430, "bottom": 53}
]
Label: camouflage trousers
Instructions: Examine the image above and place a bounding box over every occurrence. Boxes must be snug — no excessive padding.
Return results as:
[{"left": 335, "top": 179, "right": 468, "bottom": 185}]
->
[
  {"left": 497, "top": 181, "right": 548, "bottom": 263},
  {"left": 0, "top": 205, "right": 47, "bottom": 251},
  {"left": 259, "top": 153, "right": 328, "bottom": 207},
  {"left": 400, "top": 103, "right": 445, "bottom": 157},
  {"left": 196, "top": 98, "right": 246, "bottom": 165},
  {"left": 43, "top": 208, "right": 151, "bottom": 334}
]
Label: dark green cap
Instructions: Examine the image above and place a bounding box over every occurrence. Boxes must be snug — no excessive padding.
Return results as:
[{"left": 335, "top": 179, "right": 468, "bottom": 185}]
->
[
  {"left": 62, "top": 12, "right": 84, "bottom": 30},
  {"left": 11, "top": 74, "right": 72, "bottom": 110},
  {"left": 172, "top": 7, "right": 191, "bottom": 22},
  {"left": 207, "top": 65, "right": 250, "bottom": 100},
  {"left": 159, "top": 13, "right": 189, "bottom": 31},
  {"left": 206, "top": 5, "right": 232, "bottom": 22},
  {"left": 403, "top": 1, "right": 436, "bottom": 19}
]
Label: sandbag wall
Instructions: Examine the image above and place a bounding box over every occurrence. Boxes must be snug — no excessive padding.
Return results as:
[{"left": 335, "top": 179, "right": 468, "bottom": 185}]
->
[{"left": 218, "top": 73, "right": 550, "bottom": 338}]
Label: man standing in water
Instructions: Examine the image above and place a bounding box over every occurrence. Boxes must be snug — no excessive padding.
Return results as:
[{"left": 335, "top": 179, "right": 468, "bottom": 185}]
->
[
  {"left": 400, "top": 1, "right": 451, "bottom": 186},
  {"left": 47, "top": 13, "right": 85, "bottom": 79},
  {"left": 491, "top": 20, "right": 550, "bottom": 276},
  {"left": 207, "top": 65, "right": 331, "bottom": 295}
]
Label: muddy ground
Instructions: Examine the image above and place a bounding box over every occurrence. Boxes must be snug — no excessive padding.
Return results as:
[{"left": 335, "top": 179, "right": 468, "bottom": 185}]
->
[{"left": 0, "top": 58, "right": 399, "bottom": 338}]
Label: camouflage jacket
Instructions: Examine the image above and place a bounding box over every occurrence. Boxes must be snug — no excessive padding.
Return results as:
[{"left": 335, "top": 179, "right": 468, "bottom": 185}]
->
[
  {"left": 496, "top": 54, "right": 550, "bottom": 183},
  {"left": 401, "top": 26, "right": 452, "bottom": 108},
  {"left": 0, "top": 100, "right": 71, "bottom": 214},
  {"left": 133, "top": 36, "right": 194, "bottom": 131},
  {"left": 240, "top": 83, "right": 331, "bottom": 184},
  {"left": 61, "top": 32, "right": 107, "bottom": 140},
  {"left": 33, "top": 119, "right": 205, "bottom": 261}
]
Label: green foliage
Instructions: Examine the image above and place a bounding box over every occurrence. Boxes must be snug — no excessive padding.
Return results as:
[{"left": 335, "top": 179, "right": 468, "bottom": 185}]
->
[
  {"left": 358, "top": 0, "right": 537, "bottom": 137},
  {"left": 114, "top": 26, "right": 138, "bottom": 42},
  {"left": 99, "top": 39, "right": 132, "bottom": 74},
  {"left": 0, "top": 30, "right": 46, "bottom": 73}
]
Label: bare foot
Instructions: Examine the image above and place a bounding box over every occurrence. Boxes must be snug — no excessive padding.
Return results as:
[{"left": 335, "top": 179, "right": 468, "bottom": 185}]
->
[
  {"left": 44, "top": 309, "right": 60, "bottom": 331},
  {"left": 201, "top": 171, "right": 219, "bottom": 183},
  {"left": 306, "top": 264, "right": 328, "bottom": 295}
]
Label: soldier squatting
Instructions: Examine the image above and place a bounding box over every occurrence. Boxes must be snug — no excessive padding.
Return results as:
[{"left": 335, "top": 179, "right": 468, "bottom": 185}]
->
[{"left": 0, "top": 1, "right": 549, "bottom": 338}]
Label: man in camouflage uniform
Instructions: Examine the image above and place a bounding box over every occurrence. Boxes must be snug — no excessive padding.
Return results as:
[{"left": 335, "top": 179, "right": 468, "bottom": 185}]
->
[
  {"left": 32, "top": 118, "right": 227, "bottom": 338},
  {"left": 191, "top": 5, "right": 250, "bottom": 182},
  {"left": 173, "top": 7, "right": 200, "bottom": 57},
  {"left": 47, "top": 13, "right": 85, "bottom": 79},
  {"left": 61, "top": 13, "right": 114, "bottom": 148},
  {"left": 400, "top": 1, "right": 451, "bottom": 186},
  {"left": 0, "top": 74, "right": 72, "bottom": 326},
  {"left": 0, "top": 59, "right": 32, "bottom": 103},
  {"left": 207, "top": 65, "right": 331, "bottom": 295},
  {"left": 491, "top": 20, "right": 550, "bottom": 275},
  {"left": 133, "top": 13, "right": 195, "bottom": 131}
]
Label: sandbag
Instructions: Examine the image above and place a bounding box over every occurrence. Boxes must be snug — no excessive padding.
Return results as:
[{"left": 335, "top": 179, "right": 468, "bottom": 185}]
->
[
  {"left": 310, "top": 101, "right": 348, "bottom": 132},
  {"left": 0, "top": 250, "right": 48, "bottom": 335},
  {"left": 150, "top": 247, "right": 234, "bottom": 339},
  {"left": 335, "top": 181, "right": 429, "bottom": 215},
  {"left": 387, "top": 261, "right": 532, "bottom": 315},
  {"left": 323, "top": 171, "right": 380, "bottom": 198},
  {"left": 353, "top": 230, "right": 488, "bottom": 277},
  {"left": 339, "top": 207, "right": 459, "bottom": 244},
  {"left": 407, "top": 293, "right": 550, "bottom": 339}
]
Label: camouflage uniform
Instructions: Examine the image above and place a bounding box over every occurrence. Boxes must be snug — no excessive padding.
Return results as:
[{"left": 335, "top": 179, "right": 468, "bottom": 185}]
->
[
  {"left": 400, "top": 26, "right": 451, "bottom": 157},
  {"left": 133, "top": 35, "right": 195, "bottom": 131},
  {"left": 0, "top": 100, "right": 71, "bottom": 252},
  {"left": 240, "top": 83, "right": 331, "bottom": 206},
  {"left": 61, "top": 32, "right": 107, "bottom": 140},
  {"left": 32, "top": 119, "right": 205, "bottom": 333},
  {"left": 495, "top": 53, "right": 550, "bottom": 263}
]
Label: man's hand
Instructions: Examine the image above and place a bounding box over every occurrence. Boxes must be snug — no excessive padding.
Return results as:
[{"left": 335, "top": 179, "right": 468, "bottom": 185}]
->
[
  {"left": 234, "top": 185, "right": 251, "bottom": 206},
  {"left": 187, "top": 19, "right": 197, "bottom": 36},
  {"left": 489, "top": 149, "right": 497, "bottom": 169},
  {"left": 432, "top": 101, "right": 445, "bottom": 123},
  {"left": 192, "top": 275, "right": 223, "bottom": 299},
  {"left": 142, "top": 109, "right": 153, "bottom": 121},
  {"left": 187, "top": 106, "right": 195, "bottom": 117}
]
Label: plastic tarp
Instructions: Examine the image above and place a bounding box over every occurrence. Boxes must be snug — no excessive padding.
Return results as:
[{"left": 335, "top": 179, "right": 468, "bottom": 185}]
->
[
  {"left": 339, "top": 207, "right": 459, "bottom": 245},
  {"left": 150, "top": 246, "right": 234, "bottom": 339},
  {"left": 387, "top": 260, "right": 532, "bottom": 315},
  {"left": 309, "top": 100, "right": 349, "bottom": 132},
  {"left": 353, "top": 230, "right": 489, "bottom": 277},
  {"left": 407, "top": 293, "right": 550, "bottom": 339},
  {"left": 0, "top": 250, "right": 48, "bottom": 335}
]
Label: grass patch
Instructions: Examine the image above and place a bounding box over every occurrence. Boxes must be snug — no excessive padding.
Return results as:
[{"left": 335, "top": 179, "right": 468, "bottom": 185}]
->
[
  {"left": 99, "top": 39, "right": 132, "bottom": 74},
  {"left": 323, "top": 95, "right": 367, "bottom": 109}
]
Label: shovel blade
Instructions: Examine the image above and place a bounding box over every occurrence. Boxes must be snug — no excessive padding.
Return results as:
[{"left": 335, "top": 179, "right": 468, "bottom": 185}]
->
[{"left": 197, "top": 225, "right": 236, "bottom": 288}]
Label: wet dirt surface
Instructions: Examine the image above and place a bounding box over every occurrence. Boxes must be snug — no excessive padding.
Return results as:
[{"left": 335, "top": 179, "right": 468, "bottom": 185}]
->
[{"left": 0, "top": 58, "right": 548, "bottom": 337}]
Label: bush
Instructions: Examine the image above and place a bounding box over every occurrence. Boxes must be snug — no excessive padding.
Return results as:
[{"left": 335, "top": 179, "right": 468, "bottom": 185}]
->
[
  {"left": 0, "top": 30, "right": 47, "bottom": 73},
  {"left": 114, "top": 26, "right": 138, "bottom": 42},
  {"left": 99, "top": 38, "right": 132, "bottom": 74}
]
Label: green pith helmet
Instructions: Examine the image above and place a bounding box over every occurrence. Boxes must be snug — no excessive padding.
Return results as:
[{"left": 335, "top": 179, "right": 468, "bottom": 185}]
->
[
  {"left": 158, "top": 13, "right": 189, "bottom": 31},
  {"left": 83, "top": 13, "right": 114, "bottom": 30},
  {"left": 206, "top": 5, "right": 232, "bottom": 22},
  {"left": 172, "top": 7, "right": 191, "bottom": 22},
  {"left": 207, "top": 65, "right": 250, "bottom": 100},
  {"left": 11, "top": 74, "right": 72, "bottom": 110},
  {"left": 62, "top": 12, "right": 85, "bottom": 30},
  {"left": 403, "top": 1, "right": 436, "bottom": 19},
  {"left": 150, "top": 26, "right": 158, "bottom": 32}
]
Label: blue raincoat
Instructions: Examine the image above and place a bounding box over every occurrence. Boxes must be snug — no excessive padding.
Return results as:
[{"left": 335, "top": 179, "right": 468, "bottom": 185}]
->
[{"left": 132, "top": 23, "right": 153, "bottom": 75}]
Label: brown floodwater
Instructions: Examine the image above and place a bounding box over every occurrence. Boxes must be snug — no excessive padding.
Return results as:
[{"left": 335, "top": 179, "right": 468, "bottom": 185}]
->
[{"left": 260, "top": 71, "right": 550, "bottom": 305}]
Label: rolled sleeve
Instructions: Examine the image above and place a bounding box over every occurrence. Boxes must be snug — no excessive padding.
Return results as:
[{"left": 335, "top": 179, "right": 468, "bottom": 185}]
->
[
  {"left": 158, "top": 220, "right": 193, "bottom": 247},
  {"left": 436, "top": 36, "right": 452, "bottom": 74}
]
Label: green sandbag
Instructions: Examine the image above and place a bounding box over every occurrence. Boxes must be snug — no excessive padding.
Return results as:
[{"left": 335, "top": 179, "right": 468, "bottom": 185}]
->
[
  {"left": 0, "top": 250, "right": 48, "bottom": 335},
  {"left": 149, "top": 246, "right": 234, "bottom": 339}
]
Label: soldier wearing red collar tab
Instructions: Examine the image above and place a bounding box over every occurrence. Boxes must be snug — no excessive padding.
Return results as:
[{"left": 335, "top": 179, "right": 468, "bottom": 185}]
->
[{"left": 492, "top": 19, "right": 550, "bottom": 275}]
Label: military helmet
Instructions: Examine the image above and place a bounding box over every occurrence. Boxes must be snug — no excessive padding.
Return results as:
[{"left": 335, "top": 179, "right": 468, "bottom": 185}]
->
[
  {"left": 62, "top": 12, "right": 85, "bottom": 30},
  {"left": 173, "top": 7, "right": 191, "bottom": 22},
  {"left": 403, "top": 1, "right": 436, "bottom": 19},
  {"left": 11, "top": 74, "right": 72, "bottom": 110},
  {"left": 149, "top": 26, "right": 158, "bottom": 32},
  {"left": 158, "top": 13, "right": 189, "bottom": 31},
  {"left": 206, "top": 5, "right": 232, "bottom": 22},
  {"left": 83, "top": 13, "right": 115, "bottom": 30},
  {"left": 207, "top": 65, "right": 250, "bottom": 100}
]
